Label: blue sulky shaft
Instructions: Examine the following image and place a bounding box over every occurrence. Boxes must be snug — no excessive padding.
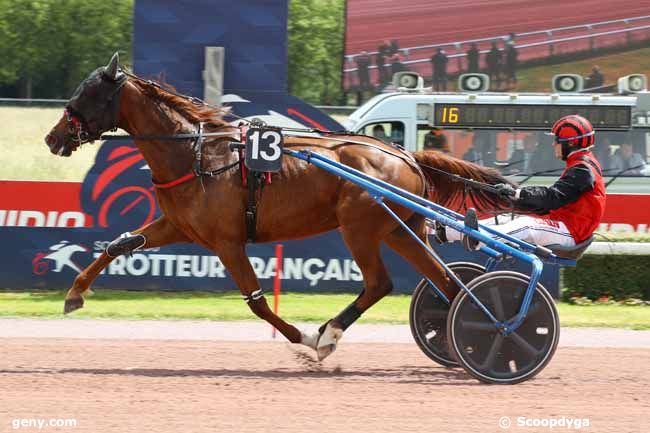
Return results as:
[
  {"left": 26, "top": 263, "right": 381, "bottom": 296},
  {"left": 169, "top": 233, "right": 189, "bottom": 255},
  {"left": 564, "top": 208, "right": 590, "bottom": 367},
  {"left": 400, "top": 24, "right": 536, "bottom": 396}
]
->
[{"left": 287, "top": 149, "right": 545, "bottom": 334}]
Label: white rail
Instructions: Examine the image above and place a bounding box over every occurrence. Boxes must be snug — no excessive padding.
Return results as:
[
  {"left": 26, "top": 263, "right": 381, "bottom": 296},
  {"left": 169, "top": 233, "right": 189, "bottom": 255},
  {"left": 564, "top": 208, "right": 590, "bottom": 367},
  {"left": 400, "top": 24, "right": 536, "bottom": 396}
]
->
[
  {"left": 346, "top": 14, "right": 650, "bottom": 60},
  {"left": 344, "top": 24, "right": 650, "bottom": 72},
  {"left": 586, "top": 242, "right": 650, "bottom": 255}
]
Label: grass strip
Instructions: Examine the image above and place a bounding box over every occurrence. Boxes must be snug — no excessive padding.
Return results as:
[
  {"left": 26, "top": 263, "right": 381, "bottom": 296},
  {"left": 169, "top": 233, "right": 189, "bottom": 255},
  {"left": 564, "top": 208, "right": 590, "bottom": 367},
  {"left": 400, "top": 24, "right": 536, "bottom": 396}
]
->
[{"left": 1, "top": 290, "right": 648, "bottom": 329}]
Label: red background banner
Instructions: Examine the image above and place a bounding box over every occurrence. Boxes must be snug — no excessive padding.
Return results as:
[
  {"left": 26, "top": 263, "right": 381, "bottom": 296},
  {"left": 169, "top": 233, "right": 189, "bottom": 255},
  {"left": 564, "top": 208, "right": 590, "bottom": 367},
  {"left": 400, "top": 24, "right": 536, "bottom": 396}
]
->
[{"left": 1, "top": 180, "right": 647, "bottom": 232}]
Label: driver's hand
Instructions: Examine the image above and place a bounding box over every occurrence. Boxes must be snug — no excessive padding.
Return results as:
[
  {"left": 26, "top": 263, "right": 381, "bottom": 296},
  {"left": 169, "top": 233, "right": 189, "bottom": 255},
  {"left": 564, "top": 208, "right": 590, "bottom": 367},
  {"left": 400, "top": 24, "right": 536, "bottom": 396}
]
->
[{"left": 494, "top": 183, "right": 517, "bottom": 198}]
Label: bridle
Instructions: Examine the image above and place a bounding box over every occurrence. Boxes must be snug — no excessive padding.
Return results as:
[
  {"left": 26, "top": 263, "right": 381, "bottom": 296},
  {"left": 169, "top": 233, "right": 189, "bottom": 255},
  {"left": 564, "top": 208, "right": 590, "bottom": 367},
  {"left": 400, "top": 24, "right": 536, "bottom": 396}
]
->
[
  {"left": 62, "top": 68, "right": 128, "bottom": 149},
  {"left": 63, "top": 107, "right": 91, "bottom": 145}
]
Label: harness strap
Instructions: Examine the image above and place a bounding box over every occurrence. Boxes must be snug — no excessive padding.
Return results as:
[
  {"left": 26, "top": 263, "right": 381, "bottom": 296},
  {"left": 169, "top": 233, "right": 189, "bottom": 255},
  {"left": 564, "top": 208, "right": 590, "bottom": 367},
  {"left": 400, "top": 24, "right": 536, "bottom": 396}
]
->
[
  {"left": 153, "top": 123, "right": 240, "bottom": 190},
  {"left": 192, "top": 122, "right": 204, "bottom": 173},
  {"left": 313, "top": 135, "right": 420, "bottom": 167},
  {"left": 246, "top": 171, "right": 259, "bottom": 243},
  {"left": 153, "top": 172, "right": 196, "bottom": 189},
  {"left": 238, "top": 123, "right": 258, "bottom": 243},
  {"left": 288, "top": 134, "right": 428, "bottom": 198},
  {"left": 239, "top": 124, "right": 249, "bottom": 186},
  {"left": 152, "top": 160, "right": 241, "bottom": 190}
]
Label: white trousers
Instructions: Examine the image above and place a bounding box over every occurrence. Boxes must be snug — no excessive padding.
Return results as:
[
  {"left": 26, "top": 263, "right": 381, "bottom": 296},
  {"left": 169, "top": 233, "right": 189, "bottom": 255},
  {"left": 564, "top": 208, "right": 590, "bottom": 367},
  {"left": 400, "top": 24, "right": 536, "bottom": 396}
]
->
[{"left": 445, "top": 215, "right": 576, "bottom": 247}]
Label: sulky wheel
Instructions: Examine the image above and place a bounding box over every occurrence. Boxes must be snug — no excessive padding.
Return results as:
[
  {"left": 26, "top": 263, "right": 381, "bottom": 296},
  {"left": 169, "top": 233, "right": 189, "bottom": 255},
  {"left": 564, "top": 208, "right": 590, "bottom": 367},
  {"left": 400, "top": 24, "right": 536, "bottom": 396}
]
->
[
  {"left": 447, "top": 271, "right": 560, "bottom": 384},
  {"left": 409, "top": 262, "right": 485, "bottom": 367}
]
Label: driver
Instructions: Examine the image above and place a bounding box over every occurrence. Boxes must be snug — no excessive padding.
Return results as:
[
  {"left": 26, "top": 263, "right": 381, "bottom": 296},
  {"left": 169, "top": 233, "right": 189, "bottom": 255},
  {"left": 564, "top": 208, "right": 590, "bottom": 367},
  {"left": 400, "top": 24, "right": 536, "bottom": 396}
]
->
[{"left": 434, "top": 114, "right": 606, "bottom": 249}]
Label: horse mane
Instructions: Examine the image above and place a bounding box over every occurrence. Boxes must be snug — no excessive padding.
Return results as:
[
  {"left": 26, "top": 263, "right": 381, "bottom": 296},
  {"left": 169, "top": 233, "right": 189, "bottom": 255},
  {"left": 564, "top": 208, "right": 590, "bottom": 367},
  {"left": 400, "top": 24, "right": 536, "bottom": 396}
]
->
[
  {"left": 413, "top": 150, "right": 516, "bottom": 214},
  {"left": 130, "top": 75, "right": 230, "bottom": 127}
]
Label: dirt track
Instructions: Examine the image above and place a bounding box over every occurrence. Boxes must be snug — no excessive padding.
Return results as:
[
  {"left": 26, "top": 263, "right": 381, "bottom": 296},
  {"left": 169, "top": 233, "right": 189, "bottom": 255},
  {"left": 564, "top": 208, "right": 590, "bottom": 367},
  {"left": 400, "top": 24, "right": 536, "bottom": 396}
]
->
[{"left": 1, "top": 322, "right": 649, "bottom": 433}]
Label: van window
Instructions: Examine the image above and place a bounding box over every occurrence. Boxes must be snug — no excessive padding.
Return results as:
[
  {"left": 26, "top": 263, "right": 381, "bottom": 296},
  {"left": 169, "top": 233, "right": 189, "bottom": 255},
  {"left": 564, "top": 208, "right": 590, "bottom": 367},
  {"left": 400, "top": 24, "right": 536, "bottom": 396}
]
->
[
  {"left": 418, "top": 125, "right": 450, "bottom": 153},
  {"left": 416, "top": 127, "right": 474, "bottom": 156},
  {"left": 362, "top": 121, "right": 405, "bottom": 146},
  {"left": 416, "top": 128, "right": 560, "bottom": 174}
]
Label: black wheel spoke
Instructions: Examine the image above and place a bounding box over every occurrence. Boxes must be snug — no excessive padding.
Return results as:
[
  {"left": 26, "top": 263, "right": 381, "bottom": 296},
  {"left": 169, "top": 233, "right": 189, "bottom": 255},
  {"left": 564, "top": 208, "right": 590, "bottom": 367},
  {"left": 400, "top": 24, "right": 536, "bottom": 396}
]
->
[
  {"left": 418, "top": 304, "right": 448, "bottom": 320},
  {"left": 509, "top": 331, "right": 543, "bottom": 357},
  {"left": 479, "top": 333, "right": 504, "bottom": 370},
  {"left": 460, "top": 320, "right": 497, "bottom": 333}
]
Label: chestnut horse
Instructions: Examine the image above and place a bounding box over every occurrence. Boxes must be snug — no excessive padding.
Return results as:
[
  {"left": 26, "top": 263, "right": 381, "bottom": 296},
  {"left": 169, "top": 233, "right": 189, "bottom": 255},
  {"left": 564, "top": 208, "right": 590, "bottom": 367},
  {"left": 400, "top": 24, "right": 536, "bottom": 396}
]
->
[{"left": 45, "top": 54, "right": 513, "bottom": 360}]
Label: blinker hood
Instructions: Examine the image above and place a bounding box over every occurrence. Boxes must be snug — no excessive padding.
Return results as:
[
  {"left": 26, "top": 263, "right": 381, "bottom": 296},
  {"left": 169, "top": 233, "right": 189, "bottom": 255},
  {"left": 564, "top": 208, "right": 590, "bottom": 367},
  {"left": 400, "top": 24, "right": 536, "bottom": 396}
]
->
[{"left": 67, "top": 66, "right": 128, "bottom": 139}]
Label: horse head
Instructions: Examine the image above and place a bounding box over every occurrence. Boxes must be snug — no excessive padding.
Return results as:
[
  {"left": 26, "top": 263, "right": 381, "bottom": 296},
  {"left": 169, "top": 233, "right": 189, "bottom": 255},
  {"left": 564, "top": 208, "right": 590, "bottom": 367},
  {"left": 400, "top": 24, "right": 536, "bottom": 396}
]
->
[{"left": 45, "top": 52, "right": 128, "bottom": 157}]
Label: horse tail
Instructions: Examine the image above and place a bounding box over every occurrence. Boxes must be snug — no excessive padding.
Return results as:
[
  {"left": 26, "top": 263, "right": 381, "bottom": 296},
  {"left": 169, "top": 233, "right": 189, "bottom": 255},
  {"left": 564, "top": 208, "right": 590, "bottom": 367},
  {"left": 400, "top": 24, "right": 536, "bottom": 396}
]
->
[{"left": 412, "top": 150, "right": 515, "bottom": 214}]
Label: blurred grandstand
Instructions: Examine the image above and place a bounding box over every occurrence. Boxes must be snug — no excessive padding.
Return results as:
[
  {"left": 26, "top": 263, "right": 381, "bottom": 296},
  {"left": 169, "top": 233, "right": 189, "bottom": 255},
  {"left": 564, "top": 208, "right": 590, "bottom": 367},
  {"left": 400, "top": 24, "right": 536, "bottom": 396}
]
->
[{"left": 344, "top": 0, "right": 650, "bottom": 91}]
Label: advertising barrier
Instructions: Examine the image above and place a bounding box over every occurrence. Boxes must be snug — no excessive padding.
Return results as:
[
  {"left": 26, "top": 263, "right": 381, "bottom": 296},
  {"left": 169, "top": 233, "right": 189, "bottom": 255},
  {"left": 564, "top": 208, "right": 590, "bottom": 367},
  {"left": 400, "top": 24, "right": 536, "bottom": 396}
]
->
[
  {"left": 0, "top": 179, "right": 561, "bottom": 294},
  {"left": 0, "top": 223, "right": 561, "bottom": 295}
]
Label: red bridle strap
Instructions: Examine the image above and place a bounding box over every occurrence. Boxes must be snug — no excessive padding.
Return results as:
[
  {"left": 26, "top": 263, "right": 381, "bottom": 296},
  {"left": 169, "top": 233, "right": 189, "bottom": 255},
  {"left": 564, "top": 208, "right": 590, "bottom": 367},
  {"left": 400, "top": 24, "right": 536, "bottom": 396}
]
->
[
  {"left": 152, "top": 171, "right": 197, "bottom": 189},
  {"left": 64, "top": 108, "right": 82, "bottom": 127}
]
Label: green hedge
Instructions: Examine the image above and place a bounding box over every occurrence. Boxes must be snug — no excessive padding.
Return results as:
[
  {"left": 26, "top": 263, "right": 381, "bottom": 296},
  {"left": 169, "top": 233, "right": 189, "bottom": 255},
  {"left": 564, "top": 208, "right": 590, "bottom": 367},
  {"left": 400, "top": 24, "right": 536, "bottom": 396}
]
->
[{"left": 563, "top": 255, "right": 650, "bottom": 301}]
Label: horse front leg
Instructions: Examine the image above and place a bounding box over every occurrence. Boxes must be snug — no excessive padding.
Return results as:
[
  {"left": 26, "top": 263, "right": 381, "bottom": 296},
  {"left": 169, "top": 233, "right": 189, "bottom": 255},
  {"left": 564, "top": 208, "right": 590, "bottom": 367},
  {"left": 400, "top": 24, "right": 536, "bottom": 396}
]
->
[
  {"left": 63, "top": 216, "right": 189, "bottom": 313},
  {"left": 214, "top": 242, "right": 307, "bottom": 345}
]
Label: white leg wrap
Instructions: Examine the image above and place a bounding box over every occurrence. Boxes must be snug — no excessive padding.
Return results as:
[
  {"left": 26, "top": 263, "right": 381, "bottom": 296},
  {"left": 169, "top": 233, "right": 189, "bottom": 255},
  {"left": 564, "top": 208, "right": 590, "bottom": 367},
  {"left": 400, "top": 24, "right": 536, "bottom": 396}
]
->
[
  {"left": 316, "top": 322, "right": 343, "bottom": 361},
  {"left": 300, "top": 331, "right": 319, "bottom": 350}
]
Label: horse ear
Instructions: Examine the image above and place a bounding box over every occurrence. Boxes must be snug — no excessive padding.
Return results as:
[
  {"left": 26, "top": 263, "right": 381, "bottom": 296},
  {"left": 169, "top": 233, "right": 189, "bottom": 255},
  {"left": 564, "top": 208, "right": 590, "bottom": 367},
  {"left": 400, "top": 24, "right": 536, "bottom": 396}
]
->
[{"left": 105, "top": 52, "right": 120, "bottom": 81}]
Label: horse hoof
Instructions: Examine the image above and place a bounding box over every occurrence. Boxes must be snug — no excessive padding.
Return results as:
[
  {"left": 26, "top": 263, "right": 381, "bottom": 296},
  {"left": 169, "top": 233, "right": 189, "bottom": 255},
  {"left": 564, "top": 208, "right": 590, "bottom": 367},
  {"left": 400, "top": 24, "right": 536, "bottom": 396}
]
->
[
  {"left": 316, "top": 322, "right": 343, "bottom": 361},
  {"left": 317, "top": 344, "right": 337, "bottom": 361},
  {"left": 63, "top": 297, "right": 84, "bottom": 314}
]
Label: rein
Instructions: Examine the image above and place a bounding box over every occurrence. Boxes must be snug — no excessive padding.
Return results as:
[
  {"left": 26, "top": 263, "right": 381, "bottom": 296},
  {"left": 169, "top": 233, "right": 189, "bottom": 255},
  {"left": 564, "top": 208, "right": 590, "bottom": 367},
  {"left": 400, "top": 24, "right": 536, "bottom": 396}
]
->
[
  {"left": 416, "top": 161, "right": 502, "bottom": 194},
  {"left": 97, "top": 70, "right": 496, "bottom": 195},
  {"left": 604, "top": 163, "right": 646, "bottom": 188},
  {"left": 100, "top": 131, "right": 238, "bottom": 141},
  {"left": 285, "top": 132, "right": 422, "bottom": 172}
]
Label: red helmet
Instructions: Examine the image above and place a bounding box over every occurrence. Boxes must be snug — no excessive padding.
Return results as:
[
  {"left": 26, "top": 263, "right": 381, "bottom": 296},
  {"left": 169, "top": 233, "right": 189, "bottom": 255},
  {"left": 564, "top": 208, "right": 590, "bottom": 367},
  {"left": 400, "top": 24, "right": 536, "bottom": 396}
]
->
[{"left": 550, "top": 115, "right": 595, "bottom": 160}]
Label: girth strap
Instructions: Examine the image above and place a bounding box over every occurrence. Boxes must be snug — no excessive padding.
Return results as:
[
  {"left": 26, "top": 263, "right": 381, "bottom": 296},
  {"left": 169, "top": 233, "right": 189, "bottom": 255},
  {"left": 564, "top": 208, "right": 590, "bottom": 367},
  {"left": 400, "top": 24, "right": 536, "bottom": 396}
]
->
[{"left": 245, "top": 170, "right": 260, "bottom": 243}]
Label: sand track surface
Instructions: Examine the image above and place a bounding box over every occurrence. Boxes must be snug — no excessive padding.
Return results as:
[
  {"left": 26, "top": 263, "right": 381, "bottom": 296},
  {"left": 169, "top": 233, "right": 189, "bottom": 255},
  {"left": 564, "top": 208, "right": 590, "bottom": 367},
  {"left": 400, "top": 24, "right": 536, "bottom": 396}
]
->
[{"left": 1, "top": 320, "right": 648, "bottom": 432}]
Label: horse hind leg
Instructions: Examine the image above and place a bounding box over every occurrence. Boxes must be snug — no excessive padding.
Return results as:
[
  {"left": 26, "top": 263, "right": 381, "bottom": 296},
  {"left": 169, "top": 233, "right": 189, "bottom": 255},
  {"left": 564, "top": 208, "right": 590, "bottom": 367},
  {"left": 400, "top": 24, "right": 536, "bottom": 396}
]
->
[
  {"left": 63, "top": 216, "right": 189, "bottom": 313},
  {"left": 382, "top": 214, "right": 459, "bottom": 300}
]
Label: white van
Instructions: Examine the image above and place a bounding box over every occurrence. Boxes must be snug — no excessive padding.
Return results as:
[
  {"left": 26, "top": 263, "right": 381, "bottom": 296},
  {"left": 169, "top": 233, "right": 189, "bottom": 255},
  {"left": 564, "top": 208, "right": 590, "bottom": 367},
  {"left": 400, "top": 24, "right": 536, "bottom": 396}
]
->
[{"left": 344, "top": 89, "right": 650, "bottom": 183}]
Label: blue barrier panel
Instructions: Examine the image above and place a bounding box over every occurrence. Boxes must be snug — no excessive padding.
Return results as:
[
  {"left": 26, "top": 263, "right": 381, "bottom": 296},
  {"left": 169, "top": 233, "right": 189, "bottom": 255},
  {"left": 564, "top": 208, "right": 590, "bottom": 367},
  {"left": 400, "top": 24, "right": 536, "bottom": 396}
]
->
[{"left": 1, "top": 227, "right": 558, "bottom": 295}]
